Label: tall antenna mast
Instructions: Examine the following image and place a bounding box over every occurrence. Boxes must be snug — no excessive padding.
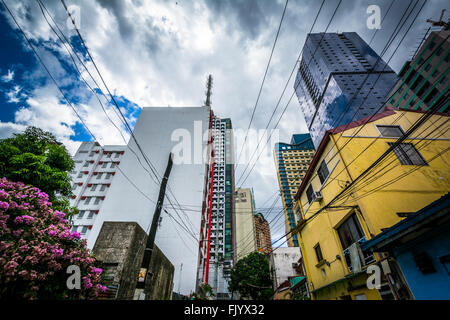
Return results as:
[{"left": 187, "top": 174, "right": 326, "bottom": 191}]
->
[
  {"left": 205, "top": 75, "right": 213, "bottom": 107},
  {"left": 426, "top": 9, "right": 449, "bottom": 29}
]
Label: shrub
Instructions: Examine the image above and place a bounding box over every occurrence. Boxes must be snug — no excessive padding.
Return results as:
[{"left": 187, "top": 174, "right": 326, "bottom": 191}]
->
[{"left": 0, "top": 178, "right": 105, "bottom": 299}]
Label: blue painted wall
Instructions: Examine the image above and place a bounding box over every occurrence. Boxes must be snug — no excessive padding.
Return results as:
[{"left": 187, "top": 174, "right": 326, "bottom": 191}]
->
[{"left": 393, "top": 222, "right": 450, "bottom": 300}]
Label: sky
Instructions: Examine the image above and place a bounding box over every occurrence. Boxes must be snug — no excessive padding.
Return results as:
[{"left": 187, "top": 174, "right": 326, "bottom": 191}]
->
[{"left": 0, "top": 0, "right": 448, "bottom": 249}]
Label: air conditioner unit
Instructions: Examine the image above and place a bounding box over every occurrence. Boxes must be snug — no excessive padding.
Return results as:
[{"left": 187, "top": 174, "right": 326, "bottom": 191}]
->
[{"left": 313, "top": 191, "right": 323, "bottom": 202}]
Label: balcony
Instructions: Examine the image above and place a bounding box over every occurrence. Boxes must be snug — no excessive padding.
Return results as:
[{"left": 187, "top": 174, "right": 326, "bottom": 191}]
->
[{"left": 343, "top": 237, "right": 376, "bottom": 273}]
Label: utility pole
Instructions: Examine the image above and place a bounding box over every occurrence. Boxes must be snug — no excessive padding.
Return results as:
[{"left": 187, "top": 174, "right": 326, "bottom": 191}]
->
[
  {"left": 134, "top": 152, "right": 174, "bottom": 300},
  {"left": 178, "top": 263, "right": 183, "bottom": 294}
]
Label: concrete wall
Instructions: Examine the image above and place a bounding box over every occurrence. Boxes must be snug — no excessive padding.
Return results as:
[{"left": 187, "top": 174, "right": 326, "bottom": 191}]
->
[
  {"left": 88, "top": 107, "right": 210, "bottom": 295},
  {"left": 269, "top": 247, "right": 302, "bottom": 289},
  {"left": 93, "top": 222, "right": 174, "bottom": 300},
  {"left": 145, "top": 245, "right": 175, "bottom": 300}
]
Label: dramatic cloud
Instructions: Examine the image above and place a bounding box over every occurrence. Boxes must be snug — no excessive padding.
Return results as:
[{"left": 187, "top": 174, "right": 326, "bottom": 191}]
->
[{"left": 0, "top": 0, "right": 448, "bottom": 248}]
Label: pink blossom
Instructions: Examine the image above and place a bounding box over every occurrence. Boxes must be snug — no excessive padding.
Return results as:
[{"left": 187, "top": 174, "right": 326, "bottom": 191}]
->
[
  {"left": 0, "top": 201, "right": 9, "bottom": 211},
  {"left": 0, "top": 178, "right": 105, "bottom": 299}
]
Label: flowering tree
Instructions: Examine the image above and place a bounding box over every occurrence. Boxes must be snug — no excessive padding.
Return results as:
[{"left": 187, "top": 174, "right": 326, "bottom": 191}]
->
[
  {"left": 0, "top": 126, "right": 76, "bottom": 216},
  {"left": 0, "top": 178, "right": 106, "bottom": 299}
]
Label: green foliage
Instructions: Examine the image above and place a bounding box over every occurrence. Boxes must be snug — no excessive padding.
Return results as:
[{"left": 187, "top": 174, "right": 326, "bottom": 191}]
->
[
  {"left": 229, "top": 252, "right": 273, "bottom": 300},
  {"left": 283, "top": 290, "right": 310, "bottom": 300},
  {"left": 193, "top": 282, "right": 215, "bottom": 300},
  {"left": 0, "top": 127, "right": 75, "bottom": 214}
]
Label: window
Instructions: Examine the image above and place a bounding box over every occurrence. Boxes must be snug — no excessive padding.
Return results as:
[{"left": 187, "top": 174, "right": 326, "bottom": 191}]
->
[
  {"left": 87, "top": 211, "right": 94, "bottom": 219},
  {"left": 100, "top": 184, "right": 107, "bottom": 191},
  {"left": 102, "top": 162, "right": 108, "bottom": 168},
  {"left": 78, "top": 211, "right": 85, "bottom": 219},
  {"left": 114, "top": 153, "right": 120, "bottom": 158},
  {"left": 91, "top": 184, "right": 97, "bottom": 191},
  {"left": 110, "top": 162, "right": 116, "bottom": 168},
  {"left": 306, "top": 184, "right": 315, "bottom": 204},
  {"left": 84, "top": 197, "right": 91, "bottom": 205},
  {"left": 317, "top": 160, "right": 330, "bottom": 184},
  {"left": 377, "top": 125, "right": 404, "bottom": 137},
  {"left": 81, "top": 226, "right": 88, "bottom": 234},
  {"left": 105, "top": 173, "right": 112, "bottom": 179},
  {"left": 96, "top": 172, "right": 103, "bottom": 180},
  {"left": 389, "top": 143, "right": 427, "bottom": 165},
  {"left": 424, "top": 87, "right": 439, "bottom": 104},
  {"left": 428, "top": 39, "right": 436, "bottom": 50},
  {"left": 106, "top": 153, "right": 112, "bottom": 158},
  {"left": 77, "top": 173, "right": 83, "bottom": 178},
  {"left": 83, "top": 161, "right": 89, "bottom": 167},
  {"left": 337, "top": 214, "right": 364, "bottom": 250},
  {"left": 314, "top": 244, "right": 324, "bottom": 263},
  {"left": 396, "top": 212, "right": 414, "bottom": 218},
  {"left": 94, "top": 197, "right": 101, "bottom": 205},
  {"left": 72, "top": 226, "right": 78, "bottom": 232},
  {"left": 72, "top": 184, "right": 77, "bottom": 191}
]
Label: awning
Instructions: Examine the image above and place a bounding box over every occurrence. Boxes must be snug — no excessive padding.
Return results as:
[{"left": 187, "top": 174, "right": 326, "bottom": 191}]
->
[{"left": 289, "top": 276, "right": 306, "bottom": 288}]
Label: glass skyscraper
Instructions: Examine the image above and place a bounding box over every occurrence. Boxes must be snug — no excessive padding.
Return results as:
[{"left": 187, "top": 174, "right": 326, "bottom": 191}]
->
[
  {"left": 294, "top": 32, "right": 398, "bottom": 148},
  {"left": 386, "top": 29, "right": 449, "bottom": 114}
]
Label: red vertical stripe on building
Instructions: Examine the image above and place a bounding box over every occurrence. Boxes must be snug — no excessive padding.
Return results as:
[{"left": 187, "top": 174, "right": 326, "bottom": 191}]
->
[{"left": 204, "top": 161, "right": 215, "bottom": 284}]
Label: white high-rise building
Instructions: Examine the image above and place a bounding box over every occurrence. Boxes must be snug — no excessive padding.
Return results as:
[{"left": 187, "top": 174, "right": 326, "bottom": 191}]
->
[
  {"left": 84, "top": 107, "right": 211, "bottom": 295},
  {"left": 197, "top": 115, "right": 235, "bottom": 299},
  {"left": 69, "top": 106, "right": 236, "bottom": 297},
  {"left": 69, "top": 142, "right": 126, "bottom": 239}
]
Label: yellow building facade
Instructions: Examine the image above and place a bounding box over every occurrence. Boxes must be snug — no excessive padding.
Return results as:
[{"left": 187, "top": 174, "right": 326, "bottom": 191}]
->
[
  {"left": 274, "top": 134, "right": 315, "bottom": 247},
  {"left": 294, "top": 109, "right": 450, "bottom": 300}
]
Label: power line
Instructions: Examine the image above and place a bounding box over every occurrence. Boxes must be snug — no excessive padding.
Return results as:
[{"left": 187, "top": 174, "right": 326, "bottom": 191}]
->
[
  {"left": 264, "top": 93, "right": 449, "bottom": 257},
  {"left": 238, "top": 4, "right": 424, "bottom": 246},
  {"left": 307, "top": 28, "right": 448, "bottom": 201},
  {"left": 235, "top": 0, "right": 290, "bottom": 166},
  {"left": 299, "top": 0, "right": 431, "bottom": 191},
  {"left": 235, "top": 0, "right": 327, "bottom": 186},
  {"left": 2, "top": 0, "right": 199, "bottom": 295},
  {"left": 235, "top": 0, "right": 342, "bottom": 189},
  {"left": 299, "top": 94, "right": 448, "bottom": 229},
  {"left": 59, "top": 0, "right": 198, "bottom": 240},
  {"left": 236, "top": 0, "right": 418, "bottom": 189}
]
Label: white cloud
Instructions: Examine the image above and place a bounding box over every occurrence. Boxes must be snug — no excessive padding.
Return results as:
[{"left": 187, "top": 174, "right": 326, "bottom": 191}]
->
[
  {"left": 0, "top": 121, "right": 26, "bottom": 139},
  {"left": 1, "top": 69, "right": 14, "bottom": 82},
  {"left": 5, "top": 85, "right": 22, "bottom": 103}
]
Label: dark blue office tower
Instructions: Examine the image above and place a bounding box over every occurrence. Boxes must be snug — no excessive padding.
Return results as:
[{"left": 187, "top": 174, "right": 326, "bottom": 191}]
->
[{"left": 294, "top": 32, "right": 398, "bottom": 148}]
